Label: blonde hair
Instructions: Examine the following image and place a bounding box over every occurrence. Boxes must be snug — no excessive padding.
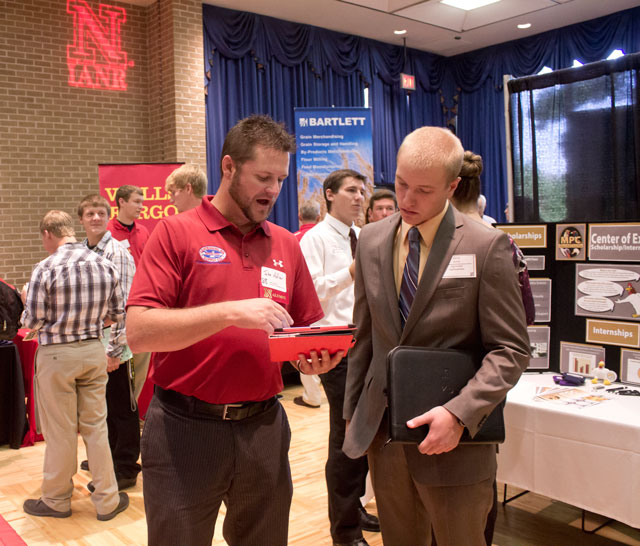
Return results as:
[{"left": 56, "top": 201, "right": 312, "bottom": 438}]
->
[
  {"left": 397, "top": 127, "right": 464, "bottom": 183},
  {"left": 40, "top": 210, "right": 75, "bottom": 237},
  {"left": 165, "top": 164, "right": 207, "bottom": 198}
]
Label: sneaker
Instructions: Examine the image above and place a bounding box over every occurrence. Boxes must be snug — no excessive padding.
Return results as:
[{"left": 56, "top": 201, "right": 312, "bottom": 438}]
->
[
  {"left": 23, "top": 499, "right": 71, "bottom": 518},
  {"left": 87, "top": 476, "right": 137, "bottom": 493},
  {"left": 97, "top": 492, "right": 129, "bottom": 521},
  {"left": 293, "top": 396, "right": 320, "bottom": 409}
]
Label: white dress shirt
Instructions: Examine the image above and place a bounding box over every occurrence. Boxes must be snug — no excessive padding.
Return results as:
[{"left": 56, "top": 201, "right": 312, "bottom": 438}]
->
[{"left": 299, "top": 212, "right": 359, "bottom": 326}]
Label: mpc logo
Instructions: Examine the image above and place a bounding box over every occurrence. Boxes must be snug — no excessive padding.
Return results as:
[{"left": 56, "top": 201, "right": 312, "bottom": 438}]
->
[{"left": 66, "top": 0, "right": 134, "bottom": 91}]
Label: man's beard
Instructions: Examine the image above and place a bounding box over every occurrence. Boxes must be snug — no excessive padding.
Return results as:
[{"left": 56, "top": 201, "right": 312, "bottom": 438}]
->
[{"left": 228, "top": 171, "right": 274, "bottom": 224}]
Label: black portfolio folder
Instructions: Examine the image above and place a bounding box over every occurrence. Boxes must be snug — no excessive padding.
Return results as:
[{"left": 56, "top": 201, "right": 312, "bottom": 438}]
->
[{"left": 387, "top": 346, "right": 505, "bottom": 444}]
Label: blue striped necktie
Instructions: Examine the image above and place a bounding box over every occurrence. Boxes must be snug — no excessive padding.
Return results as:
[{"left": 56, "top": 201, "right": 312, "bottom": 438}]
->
[{"left": 398, "top": 226, "right": 421, "bottom": 328}]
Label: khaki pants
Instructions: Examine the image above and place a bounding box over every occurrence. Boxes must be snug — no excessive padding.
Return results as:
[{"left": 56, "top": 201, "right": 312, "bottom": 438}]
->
[{"left": 35, "top": 339, "right": 120, "bottom": 514}]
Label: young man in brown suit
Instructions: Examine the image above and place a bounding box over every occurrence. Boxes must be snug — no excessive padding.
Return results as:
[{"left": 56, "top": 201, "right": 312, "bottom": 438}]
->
[{"left": 343, "top": 127, "right": 530, "bottom": 546}]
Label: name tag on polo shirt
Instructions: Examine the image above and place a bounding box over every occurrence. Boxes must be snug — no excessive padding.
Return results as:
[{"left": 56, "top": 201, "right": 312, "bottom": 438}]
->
[
  {"left": 118, "top": 239, "right": 131, "bottom": 250},
  {"left": 443, "top": 254, "right": 476, "bottom": 278},
  {"left": 261, "top": 266, "right": 288, "bottom": 304}
]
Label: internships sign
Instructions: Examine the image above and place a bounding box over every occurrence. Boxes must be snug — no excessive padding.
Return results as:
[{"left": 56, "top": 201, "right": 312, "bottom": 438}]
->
[{"left": 294, "top": 107, "right": 373, "bottom": 221}]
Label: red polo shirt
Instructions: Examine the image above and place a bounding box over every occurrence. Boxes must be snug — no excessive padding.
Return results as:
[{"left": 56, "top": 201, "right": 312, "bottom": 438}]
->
[
  {"left": 127, "top": 196, "right": 324, "bottom": 403},
  {"left": 293, "top": 222, "right": 316, "bottom": 242},
  {"left": 107, "top": 218, "right": 149, "bottom": 266}
]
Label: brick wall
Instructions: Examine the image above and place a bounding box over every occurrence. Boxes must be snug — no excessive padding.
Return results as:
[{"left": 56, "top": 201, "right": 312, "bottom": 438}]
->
[{"left": 0, "top": 0, "right": 205, "bottom": 286}]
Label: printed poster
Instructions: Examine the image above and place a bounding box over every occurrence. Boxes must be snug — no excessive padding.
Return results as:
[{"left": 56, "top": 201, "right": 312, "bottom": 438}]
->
[
  {"left": 527, "top": 326, "right": 550, "bottom": 369},
  {"left": 575, "top": 264, "right": 640, "bottom": 322},
  {"left": 294, "top": 108, "right": 373, "bottom": 224}
]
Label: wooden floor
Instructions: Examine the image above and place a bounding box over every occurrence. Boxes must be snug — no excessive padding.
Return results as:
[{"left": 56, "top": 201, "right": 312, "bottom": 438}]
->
[{"left": 1, "top": 382, "right": 639, "bottom": 545}]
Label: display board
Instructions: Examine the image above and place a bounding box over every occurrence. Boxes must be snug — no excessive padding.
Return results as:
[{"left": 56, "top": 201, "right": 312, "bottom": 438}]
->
[
  {"left": 495, "top": 221, "right": 640, "bottom": 379},
  {"left": 293, "top": 107, "right": 373, "bottom": 222}
]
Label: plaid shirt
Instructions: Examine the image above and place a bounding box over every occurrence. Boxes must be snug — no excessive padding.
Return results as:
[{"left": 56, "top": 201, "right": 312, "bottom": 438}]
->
[
  {"left": 85, "top": 230, "right": 135, "bottom": 358},
  {"left": 22, "top": 242, "right": 125, "bottom": 350}
]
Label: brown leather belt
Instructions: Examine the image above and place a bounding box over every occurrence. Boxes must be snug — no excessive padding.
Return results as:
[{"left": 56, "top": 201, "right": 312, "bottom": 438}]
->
[{"left": 155, "top": 386, "right": 277, "bottom": 421}]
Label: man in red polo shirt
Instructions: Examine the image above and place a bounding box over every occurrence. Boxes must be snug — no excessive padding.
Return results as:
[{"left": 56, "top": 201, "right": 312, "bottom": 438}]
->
[
  {"left": 126, "top": 114, "right": 342, "bottom": 546},
  {"left": 106, "top": 185, "right": 151, "bottom": 400},
  {"left": 106, "top": 185, "right": 149, "bottom": 266}
]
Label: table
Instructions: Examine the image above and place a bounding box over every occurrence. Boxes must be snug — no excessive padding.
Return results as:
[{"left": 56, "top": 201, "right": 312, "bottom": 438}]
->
[
  {"left": 13, "top": 329, "right": 44, "bottom": 446},
  {"left": 0, "top": 342, "right": 27, "bottom": 448},
  {"left": 497, "top": 372, "right": 640, "bottom": 529}
]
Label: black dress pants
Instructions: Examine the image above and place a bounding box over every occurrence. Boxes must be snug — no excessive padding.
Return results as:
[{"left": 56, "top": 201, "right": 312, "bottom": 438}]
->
[
  {"left": 319, "top": 358, "right": 369, "bottom": 543},
  {"left": 105, "top": 360, "right": 140, "bottom": 480},
  {"left": 142, "top": 391, "right": 292, "bottom": 546}
]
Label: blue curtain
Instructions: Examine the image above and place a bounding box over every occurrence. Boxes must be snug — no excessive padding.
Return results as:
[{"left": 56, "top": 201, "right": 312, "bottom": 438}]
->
[{"left": 203, "top": 5, "right": 640, "bottom": 228}]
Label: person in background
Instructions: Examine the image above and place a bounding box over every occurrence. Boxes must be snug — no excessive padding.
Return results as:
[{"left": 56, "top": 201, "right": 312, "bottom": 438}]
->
[
  {"left": 343, "top": 127, "right": 530, "bottom": 546},
  {"left": 477, "top": 194, "right": 497, "bottom": 224},
  {"left": 294, "top": 201, "right": 321, "bottom": 242},
  {"left": 365, "top": 189, "right": 397, "bottom": 224},
  {"left": 165, "top": 164, "right": 208, "bottom": 213},
  {"left": 450, "top": 151, "right": 535, "bottom": 546},
  {"left": 107, "top": 185, "right": 149, "bottom": 266},
  {"left": 125, "top": 114, "right": 342, "bottom": 546},
  {"left": 106, "top": 185, "right": 151, "bottom": 400},
  {"left": 78, "top": 194, "right": 140, "bottom": 493},
  {"left": 293, "top": 201, "right": 324, "bottom": 409},
  {"left": 22, "top": 210, "right": 129, "bottom": 521},
  {"left": 300, "top": 169, "right": 379, "bottom": 546},
  {"left": 453, "top": 152, "right": 535, "bottom": 327}
]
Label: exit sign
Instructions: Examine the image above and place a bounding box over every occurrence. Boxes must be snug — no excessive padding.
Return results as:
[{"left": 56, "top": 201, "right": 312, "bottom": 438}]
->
[{"left": 400, "top": 73, "right": 415, "bottom": 90}]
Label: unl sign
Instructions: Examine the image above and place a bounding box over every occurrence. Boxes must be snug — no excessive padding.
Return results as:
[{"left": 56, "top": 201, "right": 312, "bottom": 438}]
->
[{"left": 67, "top": 0, "right": 134, "bottom": 91}]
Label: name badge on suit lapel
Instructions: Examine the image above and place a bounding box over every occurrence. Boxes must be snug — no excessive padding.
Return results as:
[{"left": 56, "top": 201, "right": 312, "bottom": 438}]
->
[{"left": 442, "top": 254, "right": 476, "bottom": 279}]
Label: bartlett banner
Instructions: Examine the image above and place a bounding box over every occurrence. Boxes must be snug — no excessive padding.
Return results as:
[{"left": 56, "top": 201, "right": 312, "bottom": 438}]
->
[
  {"left": 98, "top": 163, "right": 182, "bottom": 232},
  {"left": 294, "top": 107, "right": 373, "bottom": 222}
]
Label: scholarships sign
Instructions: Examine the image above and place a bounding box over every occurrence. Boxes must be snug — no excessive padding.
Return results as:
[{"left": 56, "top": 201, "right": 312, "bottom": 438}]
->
[
  {"left": 495, "top": 224, "right": 547, "bottom": 248},
  {"left": 294, "top": 107, "right": 373, "bottom": 222},
  {"left": 98, "top": 163, "right": 182, "bottom": 232}
]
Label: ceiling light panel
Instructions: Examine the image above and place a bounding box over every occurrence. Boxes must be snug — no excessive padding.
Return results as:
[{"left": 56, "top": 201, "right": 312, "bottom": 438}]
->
[
  {"left": 396, "top": 0, "right": 557, "bottom": 33},
  {"left": 440, "top": 0, "right": 500, "bottom": 10}
]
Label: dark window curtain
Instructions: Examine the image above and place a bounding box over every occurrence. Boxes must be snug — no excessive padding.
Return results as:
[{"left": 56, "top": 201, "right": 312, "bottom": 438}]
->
[{"left": 509, "top": 54, "right": 640, "bottom": 222}]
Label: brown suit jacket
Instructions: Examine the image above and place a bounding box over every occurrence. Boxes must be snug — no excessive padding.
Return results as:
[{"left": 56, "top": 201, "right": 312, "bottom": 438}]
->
[{"left": 343, "top": 205, "right": 530, "bottom": 486}]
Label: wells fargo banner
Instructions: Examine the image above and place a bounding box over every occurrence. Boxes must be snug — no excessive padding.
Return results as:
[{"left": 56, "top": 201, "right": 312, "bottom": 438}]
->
[{"left": 98, "top": 163, "right": 182, "bottom": 232}]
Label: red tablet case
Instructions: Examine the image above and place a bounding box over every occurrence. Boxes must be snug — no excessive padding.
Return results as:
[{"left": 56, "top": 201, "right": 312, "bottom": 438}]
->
[{"left": 268, "top": 325, "right": 356, "bottom": 362}]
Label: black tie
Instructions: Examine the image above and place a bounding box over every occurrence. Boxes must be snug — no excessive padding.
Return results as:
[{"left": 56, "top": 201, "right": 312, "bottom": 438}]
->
[
  {"left": 349, "top": 228, "right": 357, "bottom": 259},
  {"left": 398, "top": 227, "right": 420, "bottom": 327}
]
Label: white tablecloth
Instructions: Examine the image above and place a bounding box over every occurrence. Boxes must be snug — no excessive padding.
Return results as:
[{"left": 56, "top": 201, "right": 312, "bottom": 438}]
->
[{"left": 497, "top": 372, "right": 640, "bottom": 529}]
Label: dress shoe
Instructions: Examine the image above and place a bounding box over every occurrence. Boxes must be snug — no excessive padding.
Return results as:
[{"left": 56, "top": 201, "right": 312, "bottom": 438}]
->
[
  {"left": 358, "top": 506, "right": 380, "bottom": 532},
  {"left": 333, "top": 539, "right": 370, "bottom": 546},
  {"left": 80, "top": 459, "right": 89, "bottom": 471},
  {"left": 293, "top": 395, "right": 320, "bottom": 409},
  {"left": 23, "top": 498, "right": 71, "bottom": 518},
  {"left": 97, "top": 492, "right": 129, "bottom": 521},
  {"left": 87, "top": 476, "right": 137, "bottom": 493}
]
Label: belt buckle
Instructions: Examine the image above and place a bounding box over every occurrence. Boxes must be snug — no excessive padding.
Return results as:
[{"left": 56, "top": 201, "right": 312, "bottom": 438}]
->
[{"left": 222, "top": 403, "right": 243, "bottom": 420}]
